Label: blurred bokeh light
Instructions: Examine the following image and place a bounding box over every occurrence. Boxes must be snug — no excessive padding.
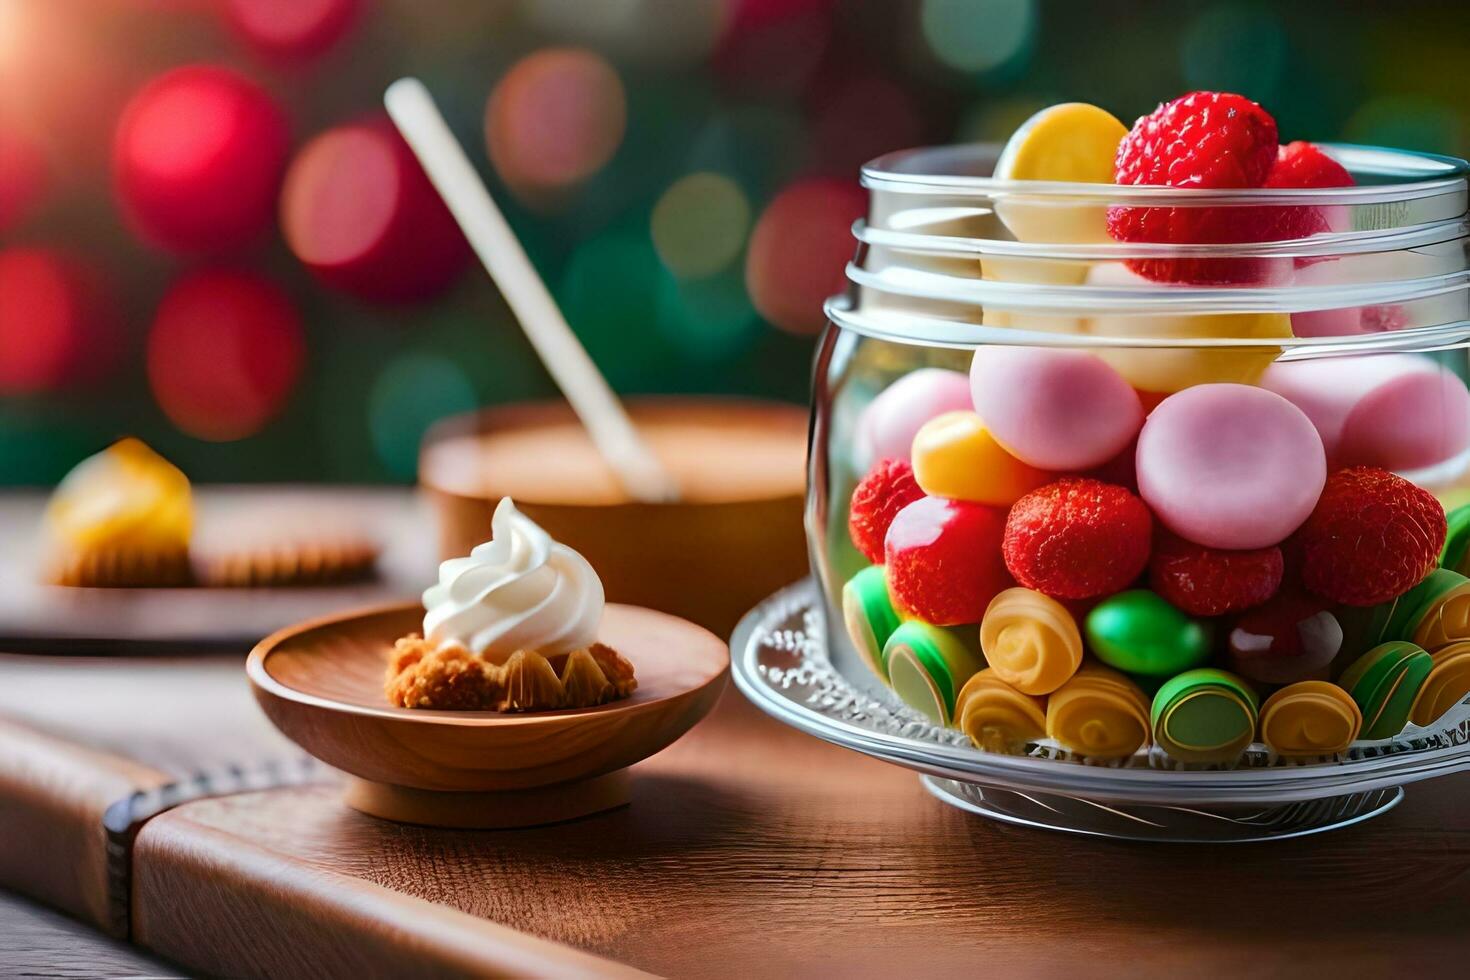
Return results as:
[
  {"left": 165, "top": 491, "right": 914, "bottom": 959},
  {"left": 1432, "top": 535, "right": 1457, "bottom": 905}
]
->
[{"left": 3, "top": 0, "right": 1470, "bottom": 484}]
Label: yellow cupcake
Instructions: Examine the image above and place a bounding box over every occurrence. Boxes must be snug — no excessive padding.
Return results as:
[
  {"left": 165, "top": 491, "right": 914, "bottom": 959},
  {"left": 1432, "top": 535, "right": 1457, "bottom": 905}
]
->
[{"left": 44, "top": 438, "right": 192, "bottom": 587}]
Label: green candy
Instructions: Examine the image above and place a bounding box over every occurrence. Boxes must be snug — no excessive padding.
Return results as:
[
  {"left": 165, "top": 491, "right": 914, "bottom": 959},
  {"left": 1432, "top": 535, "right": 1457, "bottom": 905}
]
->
[
  {"left": 1151, "top": 668, "right": 1260, "bottom": 764},
  {"left": 1441, "top": 503, "right": 1470, "bottom": 574},
  {"left": 1340, "top": 641, "right": 1434, "bottom": 740},
  {"left": 1380, "top": 569, "right": 1469, "bottom": 643},
  {"left": 882, "top": 621, "right": 985, "bottom": 726},
  {"left": 842, "top": 566, "right": 901, "bottom": 681},
  {"left": 1085, "top": 590, "right": 1213, "bottom": 679}
]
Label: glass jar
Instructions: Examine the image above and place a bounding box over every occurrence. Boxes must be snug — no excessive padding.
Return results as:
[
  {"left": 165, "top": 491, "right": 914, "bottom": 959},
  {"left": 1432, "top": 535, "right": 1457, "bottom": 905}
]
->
[{"left": 806, "top": 143, "right": 1470, "bottom": 776}]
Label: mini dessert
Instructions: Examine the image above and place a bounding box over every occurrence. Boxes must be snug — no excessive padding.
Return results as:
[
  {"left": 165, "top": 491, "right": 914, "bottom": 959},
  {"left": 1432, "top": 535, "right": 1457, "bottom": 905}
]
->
[
  {"left": 842, "top": 565, "right": 901, "bottom": 680},
  {"left": 1259, "top": 681, "right": 1362, "bottom": 758},
  {"left": 386, "top": 497, "right": 636, "bottom": 712},
  {"left": 1339, "top": 642, "right": 1434, "bottom": 740},
  {"left": 1150, "top": 669, "right": 1259, "bottom": 765},
  {"left": 1410, "top": 641, "right": 1470, "bottom": 727},
  {"left": 1045, "top": 665, "right": 1151, "bottom": 759},
  {"left": 42, "top": 437, "right": 193, "bottom": 587},
  {"left": 978, "top": 587, "right": 1082, "bottom": 696},
  {"left": 1085, "top": 590, "right": 1212, "bottom": 679},
  {"left": 192, "top": 504, "right": 379, "bottom": 587},
  {"left": 953, "top": 669, "right": 1046, "bottom": 754},
  {"left": 881, "top": 621, "right": 984, "bottom": 726}
]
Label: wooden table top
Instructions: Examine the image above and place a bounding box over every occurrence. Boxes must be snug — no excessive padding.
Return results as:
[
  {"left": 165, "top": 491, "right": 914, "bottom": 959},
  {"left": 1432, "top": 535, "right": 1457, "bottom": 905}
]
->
[{"left": 3, "top": 488, "right": 1470, "bottom": 977}]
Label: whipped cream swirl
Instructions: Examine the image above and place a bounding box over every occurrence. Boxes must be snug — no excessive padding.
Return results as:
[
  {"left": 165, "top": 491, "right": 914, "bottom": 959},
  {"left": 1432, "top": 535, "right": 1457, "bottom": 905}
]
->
[{"left": 422, "top": 498, "right": 604, "bottom": 662}]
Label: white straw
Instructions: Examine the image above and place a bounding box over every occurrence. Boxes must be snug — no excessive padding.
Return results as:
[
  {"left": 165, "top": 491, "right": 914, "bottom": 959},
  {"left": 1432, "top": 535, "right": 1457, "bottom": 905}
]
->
[{"left": 385, "top": 77, "right": 680, "bottom": 504}]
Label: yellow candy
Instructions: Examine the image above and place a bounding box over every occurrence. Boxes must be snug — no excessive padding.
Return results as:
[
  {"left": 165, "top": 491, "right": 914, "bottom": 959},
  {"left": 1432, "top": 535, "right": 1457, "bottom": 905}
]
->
[
  {"left": 1044, "top": 665, "right": 1151, "bottom": 759},
  {"left": 992, "top": 102, "right": 1127, "bottom": 247},
  {"left": 1410, "top": 641, "right": 1470, "bottom": 727},
  {"left": 45, "top": 437, "right": 192, "bottom": 551},
  {"left": 954, "top": 668, "right": 1046, "bottom": 754},
  {"left": 910, "top": 411, "right": 1049, "bottom": 506},
  {"left": 1084, "top": 265, "right": 1291, "bottom": 393},
  {"left": 1259, "top": 681, "right": 1362, "bottom": 758},
  {"left": 1412, "top": 586, "right": 1470, "bottom": 651},
  {"left": 979, "top": 587, "right": 1082, "bottom": 695}
]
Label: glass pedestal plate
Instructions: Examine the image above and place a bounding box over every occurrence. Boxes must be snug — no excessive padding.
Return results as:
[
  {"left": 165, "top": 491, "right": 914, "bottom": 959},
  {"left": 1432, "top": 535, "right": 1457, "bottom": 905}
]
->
[{"left": 732, "top": 579, "right": 1470, "bottom": 842}]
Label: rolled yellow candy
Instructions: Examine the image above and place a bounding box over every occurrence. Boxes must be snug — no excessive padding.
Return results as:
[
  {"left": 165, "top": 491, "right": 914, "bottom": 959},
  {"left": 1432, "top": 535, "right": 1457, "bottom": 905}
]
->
[
  {"left": 1045, "top": 665, "right": 1151, "bottom": 759},
  {"left": 1410, "top": 640, "right": 1470, "bottom": 727},
  {"left": 910, "top": 411, "right": 1049, "bottom": 507},
  {"left": 979, "top": 587, "right": 1082, "bottom": 695},
  {"left": 1259, "top": 681, "right": 1362, "bottom": 758},
  {"left": 954, "top": 668, "right": 1047, "bottom": 754},
  {"left": 1411, "top": 585, "right": 1470, "bottom": 651}
]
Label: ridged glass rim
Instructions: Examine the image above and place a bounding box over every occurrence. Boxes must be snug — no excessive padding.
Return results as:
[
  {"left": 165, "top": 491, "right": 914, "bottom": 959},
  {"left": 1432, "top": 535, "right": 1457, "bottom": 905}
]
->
[
  {"left": 732, "top": 579, "right": 1470, "bottom": 806},
  {"left": 862, "top": 142, "right": 1470, "bottom": 204}
]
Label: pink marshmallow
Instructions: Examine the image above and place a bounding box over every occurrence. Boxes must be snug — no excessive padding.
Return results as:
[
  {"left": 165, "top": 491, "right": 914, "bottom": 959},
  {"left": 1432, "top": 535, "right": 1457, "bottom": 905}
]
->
[
  {"left": 1137, "top": 384, "right": 1326, "bottom": 550},
  {"left": 970, "top": 346, "right": 1143, "bottom": 470},
  {"left": 1260, "top": 354, "right": 1470, "bottom": 471},
  {"left": 854, "top": 368, "right": 973, "bottom": 471}
]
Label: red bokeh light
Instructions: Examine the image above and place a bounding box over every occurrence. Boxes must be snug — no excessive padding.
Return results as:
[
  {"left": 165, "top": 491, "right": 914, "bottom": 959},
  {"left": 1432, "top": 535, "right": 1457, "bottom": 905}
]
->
[
  {"left": 809, "top": 75, "right": 922, "bottom": 176},
  {"left": 0, "top": 127, "right": 49, "bottom": 232},
  {"left": 0, "top": 247, "right": 120, "bottom": 395},
  {"left": 222, "top": 0, "right": 364, "bottom": 63},
  {"left": 281, "top": 115, "right": 470, "bottom": 304},
  {"left": 113, "top": 65, "right": 290, "bottom": 253},
  {"left": 147, "top": 269, "right": 305, "bottom": 440},
  {"left": 744, "top": 177, "right": 865, "bottom": 335},
  {"left": 485, "top": 48, "right": 627, "bottom": 198},
  {"left": 712, "top": 0, "right": 834, "bottom": 96}
]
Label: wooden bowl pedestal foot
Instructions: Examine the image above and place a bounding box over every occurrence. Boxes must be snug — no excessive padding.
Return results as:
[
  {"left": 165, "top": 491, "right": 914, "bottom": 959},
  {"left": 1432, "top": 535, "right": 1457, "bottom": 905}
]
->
[{"left": 343, "top": 770, "right": 632, "bottom": 830}]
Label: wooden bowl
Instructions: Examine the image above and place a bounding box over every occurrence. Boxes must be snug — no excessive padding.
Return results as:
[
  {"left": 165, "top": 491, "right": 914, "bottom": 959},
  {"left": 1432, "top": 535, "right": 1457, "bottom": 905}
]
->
[
  {"left": 419, "top": 398, "right": 809, "bottom": 638},
  {"left": 247, "top": 601, "right": 728, "bottom": 828}
]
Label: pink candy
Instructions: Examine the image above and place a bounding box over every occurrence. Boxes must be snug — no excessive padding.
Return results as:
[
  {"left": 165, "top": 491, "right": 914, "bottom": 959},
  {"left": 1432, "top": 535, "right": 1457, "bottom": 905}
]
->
[
  {"left": 1261, "top": 354, "right": 1470, "bottom": 472},
  {"left": 969, "top": 346, "right": 1143, "bottom": 470},
  {"left": 1137, "top": 384, "right": 1326, "bottom": 550},
  {"left": 854, "top": 368, "right": 973, "bottom": 471}
]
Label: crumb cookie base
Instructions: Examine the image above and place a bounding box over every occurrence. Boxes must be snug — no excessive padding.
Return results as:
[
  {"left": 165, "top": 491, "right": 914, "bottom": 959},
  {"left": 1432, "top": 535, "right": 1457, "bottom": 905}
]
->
[
  {"left": 385, "top": 635, "right": 638, "bottom": 712},
  {"left": 196, "top": 538, "right": 379, "bottom": 588},
  {"left": 45, "top": 546, "right": 193, "bottom": 588}
]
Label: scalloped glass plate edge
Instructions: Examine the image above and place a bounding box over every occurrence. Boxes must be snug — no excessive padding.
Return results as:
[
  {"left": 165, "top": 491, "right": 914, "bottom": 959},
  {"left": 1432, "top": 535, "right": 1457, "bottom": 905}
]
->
[{"left": 731, "top": 579, "right": 1470, "bottom": 841}]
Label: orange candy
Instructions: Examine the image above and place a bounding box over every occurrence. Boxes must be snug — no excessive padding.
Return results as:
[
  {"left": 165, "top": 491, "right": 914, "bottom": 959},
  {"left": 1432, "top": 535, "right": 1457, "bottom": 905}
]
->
[{"left": 911, "top": 411, "right": 1050, "bottom": 506}]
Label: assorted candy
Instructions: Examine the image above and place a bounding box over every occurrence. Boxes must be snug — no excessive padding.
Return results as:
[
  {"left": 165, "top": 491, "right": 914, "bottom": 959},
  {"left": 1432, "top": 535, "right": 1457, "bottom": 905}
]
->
[{"left": 836, "top": 88, "right": 1470, "bottom": 766}]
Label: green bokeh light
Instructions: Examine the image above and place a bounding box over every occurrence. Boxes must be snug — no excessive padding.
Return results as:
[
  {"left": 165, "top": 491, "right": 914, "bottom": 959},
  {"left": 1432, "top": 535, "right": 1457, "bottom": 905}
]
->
[
  {"left": 921, "top": 0, "right": 1037, "bottom": 77},
  {"left": 367, "top": 352, "right": 478, "bottom": 481},
  {"left": 651, "top": 172, "right": 751, "bottom": 280},
  {"left": 655, "top": 266, "right": 761, "bottom": 364},
  {"left": 1180, "top": 3, "right": 1287, "bottom": 107}
]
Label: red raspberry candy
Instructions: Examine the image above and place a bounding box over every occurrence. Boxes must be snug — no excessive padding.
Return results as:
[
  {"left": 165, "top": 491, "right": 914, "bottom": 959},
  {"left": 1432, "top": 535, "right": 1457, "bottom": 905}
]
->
[
  {"left": 1107, "top": 91, "right": 1282, "bottom": 285},
  {"left": 1266, "top": 141, "right": 1354, "bottom": 190},
  {"left": 848, "top": 458, "right": 924, "bottom": 564},
  {"left": 885, "top": 495, "right": 1010, "bottom": 625},
  {"left": 1296, "top": 467, "right": 1446, "bottom": 607},
  {"left": 1003, "top": 478, "right": 1152, "bottom": 600},
  {"left": 1149, "top": 532, "right": 1283, "bottom": 617}
]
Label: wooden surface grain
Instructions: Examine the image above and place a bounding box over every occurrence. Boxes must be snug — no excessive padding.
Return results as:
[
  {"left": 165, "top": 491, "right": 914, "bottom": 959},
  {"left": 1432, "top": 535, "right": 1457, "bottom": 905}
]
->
[
  {"left": 0, "top": 889, "right": 183, "bottom": 979},
  {"left": 138, "top": 690, "right": 1470, "bottom": 978}
]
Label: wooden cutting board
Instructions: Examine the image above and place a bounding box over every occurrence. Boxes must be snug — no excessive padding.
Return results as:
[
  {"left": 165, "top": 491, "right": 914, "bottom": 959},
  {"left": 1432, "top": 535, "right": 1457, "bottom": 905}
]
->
[{"left": 6, "top": 647, "right": 1470, "bottom": 977}]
